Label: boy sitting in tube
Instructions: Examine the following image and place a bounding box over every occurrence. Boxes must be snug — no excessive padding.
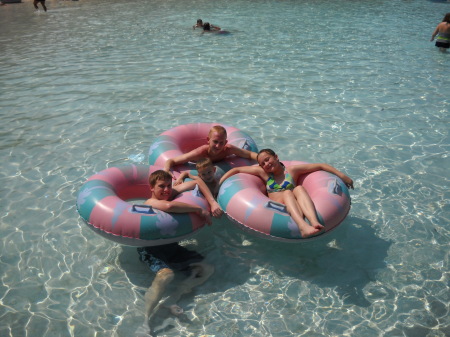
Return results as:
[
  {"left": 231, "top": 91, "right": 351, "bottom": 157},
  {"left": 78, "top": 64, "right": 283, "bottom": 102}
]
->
[
  {"left": 174, "top": 157, "right": 220, "bottom": 198},
  {"left": 136, "top": 170, "right": 219, "bottom": 336},
  {"left": 164, "top": 125, "right": 258, "bottom": 179}
]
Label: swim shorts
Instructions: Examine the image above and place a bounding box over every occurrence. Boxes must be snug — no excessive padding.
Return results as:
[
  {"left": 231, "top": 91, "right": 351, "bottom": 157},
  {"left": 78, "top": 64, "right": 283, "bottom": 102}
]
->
[
  {"left": 137, "top": 243, "right": 204, "bottom": 275},
  {"left": 435, "top": 41, "right": 449, "bottom": 48}
]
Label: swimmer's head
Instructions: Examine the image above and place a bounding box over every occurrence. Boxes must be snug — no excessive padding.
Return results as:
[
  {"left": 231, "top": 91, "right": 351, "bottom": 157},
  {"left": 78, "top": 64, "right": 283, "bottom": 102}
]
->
[
  {"left": 207, "top": 126, "right": 228, "bottom": 155},
  {"left": 148, "top": 170, "right": 173, "bottom": 200},
  {"left": 148, "top": 170, "right": 172, "bottom": 187},
  {"left": 203, "top": 22, "right": 211, "bottom": 31},
  {"left": 208, "top": 125, "right": 227, "bottom": 138},
  {"left": 444, "top": 13, "right": 450, "bottom": 23},
  {"left": 196, "top": 158, "right": 216, "bottom": 183}
]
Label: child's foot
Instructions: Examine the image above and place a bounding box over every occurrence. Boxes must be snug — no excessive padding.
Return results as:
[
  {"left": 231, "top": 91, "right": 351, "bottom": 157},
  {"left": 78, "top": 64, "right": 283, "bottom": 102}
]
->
[
  {"left": 135, "top": 323, "right": 152, "bottom": 337},
  {"left": 311, "top": 222, "right": 324, "bottom": 230},
  {"left": 168, "top": 304, "right": 183, "bottom": 316},
  {"left": 300, "top": 225, "right": 323, "bottom": 238}
]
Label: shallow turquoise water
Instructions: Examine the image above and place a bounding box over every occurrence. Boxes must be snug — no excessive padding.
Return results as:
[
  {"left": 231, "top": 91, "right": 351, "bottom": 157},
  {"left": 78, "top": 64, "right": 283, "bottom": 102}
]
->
[{"left": 0, "top": 0, "right": 449, "bottom": 336}]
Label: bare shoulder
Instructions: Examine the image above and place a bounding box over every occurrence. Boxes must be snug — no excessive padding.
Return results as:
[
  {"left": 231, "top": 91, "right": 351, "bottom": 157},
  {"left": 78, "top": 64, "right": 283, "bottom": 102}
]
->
[
  {"left": 241, "top": 165, "right": 267, "bottom": 178},
  {"left": 144, "top": 197, "right": 166, "bottom": 208},
  {"left": 176, "top": 145, "right": 209, "bottom": 163},
  {"left": 193, "top": 145, "right": 210, "bottom": 157},
  {"left": 224, "top": 144, "right": 238, "bottom": 154}
]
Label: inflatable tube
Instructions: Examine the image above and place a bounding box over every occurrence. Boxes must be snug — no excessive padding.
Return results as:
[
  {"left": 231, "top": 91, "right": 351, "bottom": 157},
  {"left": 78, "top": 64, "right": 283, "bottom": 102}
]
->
[
  {"left": 217, "top": 161, "right": 351, "bottom": 241},
  {"left": 76, "top": 164, "right": 210, "bottom": 246},
  {"left": 148, "top": 123, "right": 258, "bottom": 177}
]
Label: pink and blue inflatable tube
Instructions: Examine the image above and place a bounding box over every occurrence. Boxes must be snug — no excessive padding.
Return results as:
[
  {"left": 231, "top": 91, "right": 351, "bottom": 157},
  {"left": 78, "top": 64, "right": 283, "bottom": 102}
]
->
[
  {"left": 76, "top": 164, "right": 210, "bottom": 246},
  {"left": 217, "top": 161, "right": 351, "bottom": 241},
  {"left": 148, "top": 123, "right": 258, "bottom": 177}
]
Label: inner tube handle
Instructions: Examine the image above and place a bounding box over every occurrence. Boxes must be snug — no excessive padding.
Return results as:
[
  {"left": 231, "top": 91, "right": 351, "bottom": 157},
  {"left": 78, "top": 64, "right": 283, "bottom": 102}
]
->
[
  {"left": 329, "top": 179, "right": 342, "bottom": 195},
  {"left": 192, "top": 184, "right": 202, "bottom": 197},
  {"left": 132, "top": 205, "right": 155, "bottom": 214},
  {"left": 265, "top": 201, "right": 288, "bottom": 213},
  {"left": 241, "top": 139, "right": 250, "bottom": 150}
]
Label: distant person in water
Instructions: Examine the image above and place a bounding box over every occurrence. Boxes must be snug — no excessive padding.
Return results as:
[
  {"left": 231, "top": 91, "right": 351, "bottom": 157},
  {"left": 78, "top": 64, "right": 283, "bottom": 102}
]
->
[
  {"left": 33, "top": 0, "right": 47, "bottom": 12},
  {"left": 431, "top": 13, "right": 450, "bottom": 52},
  {"left": 202, "top": 22, "right": 221, "bottom": 32},
  {"left": 193, "top": 19, "right": 204, "bottom": 29}
]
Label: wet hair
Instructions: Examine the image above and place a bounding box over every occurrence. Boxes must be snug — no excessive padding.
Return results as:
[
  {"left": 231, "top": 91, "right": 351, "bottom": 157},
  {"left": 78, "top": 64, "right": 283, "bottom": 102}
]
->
[
  {"left": 196, "top": 157, "right": 214, "bottom": 171},
  {"left": 443, "top": 13, "right": 450, "bottom": 24},
  {"left": 208, "top": 125, "right": 227, "bottom": 138},
  {"left": 197, "top": 19, "right": 203, "bottom": 25},
  {"left": 256, "top": 148, "right": 277, "bottom": 162},
  {"left": 148, "top": 170, "right": 172, "bottom": 187},
  {"left": 203, "top": 22, "right": 211, "bottom": 31}
]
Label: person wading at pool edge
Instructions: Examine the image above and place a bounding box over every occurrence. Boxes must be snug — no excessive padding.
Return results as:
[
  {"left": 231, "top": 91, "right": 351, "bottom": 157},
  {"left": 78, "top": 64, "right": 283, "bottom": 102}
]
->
[
  {"left": 33, "top": 0, "right": 47, "bottom": 12},
  {"left": 430, "top": 12, "right": 450, "bottom": 52}
]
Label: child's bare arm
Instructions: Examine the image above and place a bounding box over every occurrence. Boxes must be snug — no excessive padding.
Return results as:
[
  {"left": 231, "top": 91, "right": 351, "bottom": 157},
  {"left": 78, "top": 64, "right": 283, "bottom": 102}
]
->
[
  {"left": 227, "top": 145, "right": 257, "bottom": 161},
  {"left": 172, "top": 180, "right": 223, "bottom": 218},
  {"left": 164, "top": 146, "right": 208, "bottom": 176},
  {"left": 173, "top": 172, "right": 190, "bottom": 186}
]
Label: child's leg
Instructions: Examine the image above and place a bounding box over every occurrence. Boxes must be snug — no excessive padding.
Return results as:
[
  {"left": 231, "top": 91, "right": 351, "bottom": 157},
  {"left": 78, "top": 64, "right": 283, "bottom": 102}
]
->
[
  {"left": 273, "top": 191, "right": 322, "bottom": 238},
  {"left": 163, "top": 262, "right": 214, "bottom": 311},
  {"left": 144, "top": 268, "right": 175, "bottom": 322},
  {"left": 293, "top": 186, "right": 323, "bottom": 229}
]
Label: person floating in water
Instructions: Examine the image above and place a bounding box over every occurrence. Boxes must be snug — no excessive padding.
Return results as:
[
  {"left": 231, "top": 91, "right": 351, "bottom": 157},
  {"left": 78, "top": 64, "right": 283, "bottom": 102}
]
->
[
  {"left": 174, "top": 157, "right": 221, "bottom": 198},
  {"left": 219, "top": 148, "right": 354, "bottom": 238},
  {"left": 193, "top": 19, "right": 204, "bottom": 29},
  {"left": 202, "top": 22, "right": 221, "bottom": 33},
  {"left": 33, "top": 0, "right": 47, "bottom": 12},
  {"left": 430, "top": 12, "right": 450, "bottom": 52}
]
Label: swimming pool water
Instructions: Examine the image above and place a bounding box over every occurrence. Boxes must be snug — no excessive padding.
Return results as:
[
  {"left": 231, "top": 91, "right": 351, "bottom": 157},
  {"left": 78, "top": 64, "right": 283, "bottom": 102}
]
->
[{"left": 0, "top": 0, "right": 449, "bottom": 336}]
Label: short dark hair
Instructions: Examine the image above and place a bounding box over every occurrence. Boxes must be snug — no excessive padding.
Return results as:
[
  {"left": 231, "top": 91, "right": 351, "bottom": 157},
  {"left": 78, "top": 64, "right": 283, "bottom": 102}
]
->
[{"left": 149, "top": 170, "right": 172, "bottom": 187}]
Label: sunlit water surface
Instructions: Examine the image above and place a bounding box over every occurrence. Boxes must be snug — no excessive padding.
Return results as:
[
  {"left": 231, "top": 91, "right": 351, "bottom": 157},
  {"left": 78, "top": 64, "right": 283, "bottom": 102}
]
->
[{"left": 0, "top": 0, "right": 449, "bottom": 336}]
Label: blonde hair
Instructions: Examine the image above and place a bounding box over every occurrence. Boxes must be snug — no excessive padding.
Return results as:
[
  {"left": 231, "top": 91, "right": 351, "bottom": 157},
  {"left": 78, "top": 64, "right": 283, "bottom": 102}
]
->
[
  {"left": 196, "top": 157, "right": 214, "bottom": 171},
  {"left": 208, "top": 125, "right": 227, "bottom": 138},
  {"left": 148, "top": 170, "right": 172, "bottom": 186}
]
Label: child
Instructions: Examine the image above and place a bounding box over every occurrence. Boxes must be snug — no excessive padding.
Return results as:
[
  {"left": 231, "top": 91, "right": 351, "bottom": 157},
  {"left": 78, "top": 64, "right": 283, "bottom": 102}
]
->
[
  {"left": 219, "top": 149, "right": 354, "bottom": 238},
  {"left": 136, "top": 170, "right": 218, "bottom": 335},
  {"left": 164, "top": 125, "right": 258, "bottom": 179},
  {"left": 174, "top": 157, "right": 220, "bottom": 197},
  {"left": 144, "top": 169, "right": 222, "bottom": 218}
]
